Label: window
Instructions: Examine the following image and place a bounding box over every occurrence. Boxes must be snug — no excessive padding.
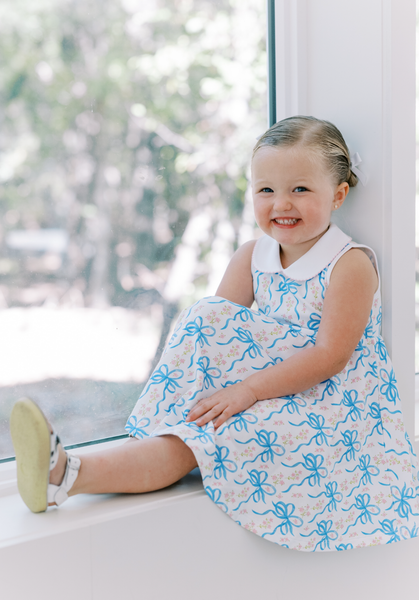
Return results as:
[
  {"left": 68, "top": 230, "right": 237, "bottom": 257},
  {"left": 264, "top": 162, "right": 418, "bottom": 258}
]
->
[
  {"left": 0, "top": 0, "right": 267, "bottom": 460},
  {"left": 416, "top": 0, "right": 419, "bottom": 438}
]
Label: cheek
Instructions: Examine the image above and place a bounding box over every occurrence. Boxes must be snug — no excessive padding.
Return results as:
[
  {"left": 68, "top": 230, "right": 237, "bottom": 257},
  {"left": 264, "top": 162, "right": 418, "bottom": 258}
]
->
[
  {"left": 305, "top": 202, "right": 333, "bottom": 224},
  {"left": 252, "top": 199, "right": 265, "bottom": 220}
]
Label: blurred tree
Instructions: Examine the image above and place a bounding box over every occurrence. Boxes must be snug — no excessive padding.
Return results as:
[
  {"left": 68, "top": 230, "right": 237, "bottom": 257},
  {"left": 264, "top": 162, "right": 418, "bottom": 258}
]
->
[{"left": 0, "top": 0, "right": 266, "bottom": 349}]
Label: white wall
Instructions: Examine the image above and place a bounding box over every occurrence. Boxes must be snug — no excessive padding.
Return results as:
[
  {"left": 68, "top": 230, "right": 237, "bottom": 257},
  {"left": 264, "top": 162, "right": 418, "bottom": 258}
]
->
[
  {"left": 1, "top": 5, "right": 418, "bottom": 598},
  {"left": 1, "top": 473, "right": 419, "bottom": 600},
  {"left": 274, "top": 0, "right": 416, "bottom": 438}
]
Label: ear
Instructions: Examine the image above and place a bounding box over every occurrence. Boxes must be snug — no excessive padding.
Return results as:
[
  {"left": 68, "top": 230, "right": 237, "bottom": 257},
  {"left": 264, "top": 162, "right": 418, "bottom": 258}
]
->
[{"left": 333, "top": 182, "right": 349, "bottom": 210}]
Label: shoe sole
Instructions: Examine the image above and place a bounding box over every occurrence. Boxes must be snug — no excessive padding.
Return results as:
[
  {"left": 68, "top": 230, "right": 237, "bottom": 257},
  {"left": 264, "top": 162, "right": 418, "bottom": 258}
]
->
[{"left": 10, "top": 398, "right": 50, "bottom": 513}]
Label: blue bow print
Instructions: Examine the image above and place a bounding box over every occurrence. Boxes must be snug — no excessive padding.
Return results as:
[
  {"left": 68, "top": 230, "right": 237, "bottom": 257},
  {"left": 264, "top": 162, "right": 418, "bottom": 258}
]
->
[
  {"left": 400, "top": 524, "right": 419, "bottom": 540},
  {"left": 367, "top": 519, "right": 400, "bottom": 543},
  {"left": 273, "top": 275, "right": 302, "bottom": 319},
  {"left": 364, "top": 402, "right": 389, "bottom": 444},
  {"left": 365, "top": 361, "right": 378, "bottom": 379},
  {"left": 374, "top": 337, "right": 387, "bottom": 362},
  {"left": 302, "top": 520, "right": 338, "bottom": 551},
  {"left": 233, "top": 469, "right": 276, "bottom": 511},
  {"left": 311, "top": 377, "right": 340, "bottom": 406},
  {"left": 282, "top": 453, "right": 328, "bottom": 493},
  {"left": 265, "top": 395, "right": 307, "bottom": 419},
  {"left": 219, "top": 410, "right": 258, "bottom": 435},
  {"left": 379, "top": 368, "right": 399, "bottom": 404},
  {"left": 307, "top": 313, "right": 321, "bottom": 332},
  {"left": 125, "top": 416, "right": 150, "bottom": 438},
  {"left": 345, "top": 339, "right": 370, "bottom": 379},
  {"left": 389, "top": 484, "right": 419, "bottom": 519},
  {"left": 204, "top": 445, "right": 237, "bottom": 481},
  {"left": 308, "top": 481, "right": 343, "bottom": 522},
  {"left": 363, "top": 314, "right": 374, "bottom": 339},
  {"left": 255, "top": 501, "right": 303, "bottom": 537},
  {"left": 333, "top": 430, "right": 361, "bottom": 464},
  {"left": 182, "top": 421, "right": 213, "bottom": 444},
  {"left": 189, "top": 355, "right": 222, "bottom": 390},
  {"left": 205, "top": 486, "right": 228, "bottom": 513},
  {"left": 217, "top": 327, "right": 264, "bottom": 373},
  {"left": 291, "top": 412, "right": 333, "bottom": 452},
  {"left": 346, "top": 454, "right": 380, "bottom": 496},
  {"left": 254, "top": 271, "right": 273, "bottom": 300},
  {"left": 221, "top": 306, "right": 257, "bottom": 330},
  {"left": 237, "top": 429, "right": 285, "bottom": 467},
  {"left": 341, "top": 390, "right": 364, "bottom": 422},
  {"left": 342, "top": 493, "right": 380, "bottom": 535},
  {"left": 170, "top": 316, "right": 216, "bottom": 367},
  {"left": 140, "top": 364, "right": 184, "bottom": 416},
  {"left": 335, "top": 544, "right": 354, "bottom": 551}
]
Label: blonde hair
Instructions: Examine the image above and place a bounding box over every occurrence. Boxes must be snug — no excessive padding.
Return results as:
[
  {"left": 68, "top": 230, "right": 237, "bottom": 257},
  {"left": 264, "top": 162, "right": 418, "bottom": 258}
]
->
[{"left": 253, "top": 116, "right": 358, "bottom": 188}]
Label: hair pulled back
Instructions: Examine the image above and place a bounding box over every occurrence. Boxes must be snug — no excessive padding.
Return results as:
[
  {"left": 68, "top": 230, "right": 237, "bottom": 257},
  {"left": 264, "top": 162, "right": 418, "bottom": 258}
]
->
[{"left": 253, "top": 116, "right": 358, "bottom": 188}]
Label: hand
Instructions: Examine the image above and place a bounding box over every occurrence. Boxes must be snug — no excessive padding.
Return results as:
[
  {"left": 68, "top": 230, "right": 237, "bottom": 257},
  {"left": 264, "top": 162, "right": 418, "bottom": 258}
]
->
[{"left": 185, "top": 381, "right": 258, "bottom": 430}]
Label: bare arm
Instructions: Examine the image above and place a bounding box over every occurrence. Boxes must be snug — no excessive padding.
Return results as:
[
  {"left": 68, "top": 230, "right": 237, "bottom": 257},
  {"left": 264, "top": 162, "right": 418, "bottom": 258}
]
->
[
  {"left": 187, "top": 248, "right": 378, "bottom": 428},
  {"left": 215, "top": 239, "right": 256, "bottom": 307},
  {"left": 243, "top": 248, "right": 377, "bottom": 398}
]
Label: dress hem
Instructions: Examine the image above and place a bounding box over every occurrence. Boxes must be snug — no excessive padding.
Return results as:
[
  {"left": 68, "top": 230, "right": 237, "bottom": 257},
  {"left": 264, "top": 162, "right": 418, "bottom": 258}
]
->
[{"left": 134, "top": 426, "right": 419, "bottom": 553}]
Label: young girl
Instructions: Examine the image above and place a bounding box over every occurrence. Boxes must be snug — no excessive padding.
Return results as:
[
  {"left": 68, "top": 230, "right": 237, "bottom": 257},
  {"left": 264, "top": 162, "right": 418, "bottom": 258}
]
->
[{"left": 11, "top": 116, "right": 419, "bottom": 552}]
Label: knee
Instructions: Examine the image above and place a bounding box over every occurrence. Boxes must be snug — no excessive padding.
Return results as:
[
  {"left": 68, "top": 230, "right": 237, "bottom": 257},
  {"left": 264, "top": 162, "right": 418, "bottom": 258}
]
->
[
  {"left": 173, "top": 296, "right": 244, "bottom": 336},
  {"left": 189, "top": 296, "right": 234, "bottom": 321}
]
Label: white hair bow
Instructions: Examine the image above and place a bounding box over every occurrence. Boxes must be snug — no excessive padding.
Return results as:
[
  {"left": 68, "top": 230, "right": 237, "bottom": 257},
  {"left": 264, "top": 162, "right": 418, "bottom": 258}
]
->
[{"left": 350, "top": 152, "right": 369, "bottom": 186}]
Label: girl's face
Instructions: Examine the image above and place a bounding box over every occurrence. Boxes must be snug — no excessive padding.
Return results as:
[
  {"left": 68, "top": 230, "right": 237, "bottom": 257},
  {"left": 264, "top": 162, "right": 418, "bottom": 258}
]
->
[{"left": 252, "top": 144, "right": 348, "bottom": 264}]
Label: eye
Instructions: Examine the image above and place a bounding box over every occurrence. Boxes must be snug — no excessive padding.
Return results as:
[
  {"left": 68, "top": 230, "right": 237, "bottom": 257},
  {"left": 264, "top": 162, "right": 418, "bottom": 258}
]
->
[
  {"left": 260, "top": 187, "right": 273, "bottom": 193},
  {"left": 293, "top": 186, "right": 308, "bottom": 193}
]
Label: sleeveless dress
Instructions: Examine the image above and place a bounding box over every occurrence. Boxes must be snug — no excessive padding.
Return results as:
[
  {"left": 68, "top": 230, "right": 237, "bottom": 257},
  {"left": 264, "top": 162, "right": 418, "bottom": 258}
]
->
[{"left": 126, "top": 224, "right": 419, "bottom": 552}]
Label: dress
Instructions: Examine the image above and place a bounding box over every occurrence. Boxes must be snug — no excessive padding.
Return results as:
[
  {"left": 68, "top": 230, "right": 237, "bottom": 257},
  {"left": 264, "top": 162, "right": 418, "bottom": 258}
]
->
[{"left": 126, "top": 224, "right": 419, "bottom": 552}]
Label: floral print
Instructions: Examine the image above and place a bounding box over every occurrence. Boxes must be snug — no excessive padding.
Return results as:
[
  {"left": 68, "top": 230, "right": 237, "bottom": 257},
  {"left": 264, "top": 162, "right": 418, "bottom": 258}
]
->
[{"left": 126, "top": 227, "right": 419, "bottom": 551}]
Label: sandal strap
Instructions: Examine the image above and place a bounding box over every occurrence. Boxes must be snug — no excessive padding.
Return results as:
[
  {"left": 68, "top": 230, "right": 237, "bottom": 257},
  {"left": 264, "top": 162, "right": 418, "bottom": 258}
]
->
[
  {"left": 47, "top": 454, "right": 81, "bottom": 506},
  {"left": 49, "top": 429, "right": 61, "bottom": 471}
]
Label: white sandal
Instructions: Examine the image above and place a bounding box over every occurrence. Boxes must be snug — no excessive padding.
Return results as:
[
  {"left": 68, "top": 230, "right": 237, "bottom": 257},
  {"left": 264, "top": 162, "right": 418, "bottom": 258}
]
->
[{"left": 10, "top": 398, "right": 81, "bottom": 513}]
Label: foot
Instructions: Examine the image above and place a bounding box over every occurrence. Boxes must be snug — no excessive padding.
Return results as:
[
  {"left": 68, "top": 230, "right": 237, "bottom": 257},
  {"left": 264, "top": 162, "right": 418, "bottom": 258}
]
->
[
  {"left": 47, "top": 423, "right": 67, "bottom": 504},
  {"left": 10, "top": 398, "right": 54, "bottom": 512},
  {"left": 10, "top": 398, "right": 80, "bottom": 512}
]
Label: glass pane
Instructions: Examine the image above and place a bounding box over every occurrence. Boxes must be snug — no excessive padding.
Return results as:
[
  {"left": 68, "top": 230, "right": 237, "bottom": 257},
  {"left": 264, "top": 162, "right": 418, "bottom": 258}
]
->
[
  {"left": 416, "top": 1, "right": 419, "bottom": 437},
  {"left": 0, "top": 0, "right": 267, "bottom": 459}
]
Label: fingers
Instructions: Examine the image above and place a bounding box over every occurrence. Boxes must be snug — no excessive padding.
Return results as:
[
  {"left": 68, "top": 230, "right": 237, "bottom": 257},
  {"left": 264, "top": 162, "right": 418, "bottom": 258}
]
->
[
  {"left": 194, "top": 404, "right": 229, "bottom": 429},
  {"left": 196, "top": 406, "right": 221, "bottom": 427},
  {"left": 188, "top": 400, "right": 235, "bottom": 430},
  {"left": 213, "top": 409, "right": 231, "bottom": 430},
  {"left": 186, "top": 392, "right": 221, "bottom": 420},
  {"left": 186, "top": 393, "right": 226, "bottom": 427},
  {"left": 185, "top": 382, "right": 257, "bottom": 430},
  {"left": 186, "top": 400, "right": 211, "bottom": 423},
  {"left": 187, "top": 400, "right": 222, "bottom": 426}
]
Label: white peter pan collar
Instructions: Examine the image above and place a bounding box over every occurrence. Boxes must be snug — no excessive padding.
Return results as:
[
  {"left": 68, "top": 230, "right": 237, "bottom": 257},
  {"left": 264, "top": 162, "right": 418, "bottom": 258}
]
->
[{"left": 252, "top": 223, "right": 352, "bottom": 281}]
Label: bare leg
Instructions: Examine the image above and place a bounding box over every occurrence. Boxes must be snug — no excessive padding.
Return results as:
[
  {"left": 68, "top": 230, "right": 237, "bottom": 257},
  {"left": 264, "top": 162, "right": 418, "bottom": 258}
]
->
[{"left": 50, "top": 435, "right": 198, "bottom": 500}]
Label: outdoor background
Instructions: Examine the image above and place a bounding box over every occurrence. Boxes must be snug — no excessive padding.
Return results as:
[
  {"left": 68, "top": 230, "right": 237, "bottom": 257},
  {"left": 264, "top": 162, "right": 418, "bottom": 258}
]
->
[
  {"left": 2, "top": 1, "right": 419, "bottom": 461},
  {"left": 415, "top": 2, "right": 419, "bottom": 435},
  {"left": 0, "top": 0, "right": 267, "bottom": 458}
]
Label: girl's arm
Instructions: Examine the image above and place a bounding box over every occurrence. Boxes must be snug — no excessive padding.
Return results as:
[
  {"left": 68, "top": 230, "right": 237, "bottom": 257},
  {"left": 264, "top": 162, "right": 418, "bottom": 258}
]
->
[
  {"left": 244, "top": 248, "right": 378, "bottom": 398},
  {"left": 186, "top": 248, "right": 378, "bottom": 429},
  {"left": 215, "top": 239, "right": 256, "bottom": 307}
]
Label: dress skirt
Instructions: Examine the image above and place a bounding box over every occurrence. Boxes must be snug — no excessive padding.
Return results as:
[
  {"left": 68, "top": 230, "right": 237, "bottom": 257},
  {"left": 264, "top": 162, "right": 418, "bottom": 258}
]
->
[{"left": 126, "top": 296, "right": 419, "bottom": 552}]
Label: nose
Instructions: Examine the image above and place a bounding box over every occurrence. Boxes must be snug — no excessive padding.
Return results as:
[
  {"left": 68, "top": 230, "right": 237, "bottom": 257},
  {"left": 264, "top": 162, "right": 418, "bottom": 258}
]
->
[{"left": 273, "top": 193, "right": 292, "bottom": 212}]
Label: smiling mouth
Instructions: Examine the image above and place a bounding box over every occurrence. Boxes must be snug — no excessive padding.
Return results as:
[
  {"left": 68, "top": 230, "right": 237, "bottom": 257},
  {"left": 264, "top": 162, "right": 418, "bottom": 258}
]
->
[{"left": 274, "top": 218, "right": 299, "bottom": 225}]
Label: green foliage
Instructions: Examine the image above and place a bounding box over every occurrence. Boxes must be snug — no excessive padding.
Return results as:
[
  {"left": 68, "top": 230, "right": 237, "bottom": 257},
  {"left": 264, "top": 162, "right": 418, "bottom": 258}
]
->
[{"left": 0, "top": 0, "right": 266, "bottom": 308}]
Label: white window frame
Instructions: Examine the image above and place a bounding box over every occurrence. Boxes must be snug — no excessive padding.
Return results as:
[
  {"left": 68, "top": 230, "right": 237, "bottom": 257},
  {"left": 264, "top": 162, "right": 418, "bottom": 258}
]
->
[{"left": 270, "top": 0, "right": 417, "bottom": 445}]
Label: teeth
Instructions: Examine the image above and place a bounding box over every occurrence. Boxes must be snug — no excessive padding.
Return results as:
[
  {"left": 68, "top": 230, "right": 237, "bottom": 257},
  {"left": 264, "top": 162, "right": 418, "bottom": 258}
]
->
[{"left": 275, "top": 218, "right": 298, "bottom": 225}]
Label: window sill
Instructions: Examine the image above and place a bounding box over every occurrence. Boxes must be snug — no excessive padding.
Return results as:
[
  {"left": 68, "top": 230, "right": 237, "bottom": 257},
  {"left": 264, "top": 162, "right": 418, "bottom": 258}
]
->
[
  {"left": 1, "top": 440, "right": 419, "bottom": 600},
  {"left": 0, "top": 439, "right": 204, "bottom": 550}
]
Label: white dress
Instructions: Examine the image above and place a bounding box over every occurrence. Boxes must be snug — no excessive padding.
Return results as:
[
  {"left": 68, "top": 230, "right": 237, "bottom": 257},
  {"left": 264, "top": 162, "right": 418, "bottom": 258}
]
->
[{"left": 126, "top": 224, "right": 419, "bottom": 551}]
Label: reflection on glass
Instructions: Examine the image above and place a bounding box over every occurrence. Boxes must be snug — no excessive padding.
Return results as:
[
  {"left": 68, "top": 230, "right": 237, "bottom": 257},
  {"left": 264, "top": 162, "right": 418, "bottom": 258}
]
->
[{"left": 0, "top": 0, "right": 267, "bottom": 458}]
